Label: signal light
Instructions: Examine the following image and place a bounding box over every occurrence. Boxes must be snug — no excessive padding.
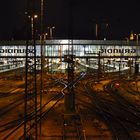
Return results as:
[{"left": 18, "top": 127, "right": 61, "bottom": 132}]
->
[{"left": 115, "top": 83, "right": 120, "bottom": 87}]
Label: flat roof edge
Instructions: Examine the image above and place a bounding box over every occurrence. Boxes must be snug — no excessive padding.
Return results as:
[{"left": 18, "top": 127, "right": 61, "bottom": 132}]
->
[{"left": 0, "top": 39, "right": 138, "bottom": 46}]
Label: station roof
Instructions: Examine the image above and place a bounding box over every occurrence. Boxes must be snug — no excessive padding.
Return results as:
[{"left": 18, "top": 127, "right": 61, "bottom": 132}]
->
[{"left": 0, "top": 39, "right": 138, "bottom": 46}]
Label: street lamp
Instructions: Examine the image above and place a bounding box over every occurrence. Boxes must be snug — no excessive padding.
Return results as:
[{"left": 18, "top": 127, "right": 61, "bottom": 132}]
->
[
  {"left": 48, "top": 26, "right": 55, "bottom": 39},
  {"left": 28, "top": 15, "right": 38, "bottom": 39},
  {"left": 40, "top": 33, "right": 48, "bottom": 40},
  {"left": 133, "top": 34, "right": 140, "bottom": 79},
  {"left": 134, "top": 33, "right": 140, "bottom": 46},
  {"left": 130, "top": 31, "right": 134, "bottom": 40},
  {"left": 133, "top": 33, "right": 140, "bottom": 59}
]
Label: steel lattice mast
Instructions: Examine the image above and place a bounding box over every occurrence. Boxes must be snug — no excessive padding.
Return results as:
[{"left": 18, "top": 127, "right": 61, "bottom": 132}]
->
[
  {"left": 64, "top": 0, "right": 75, "bottom": 113},
  {"left": 39, "top": 0, "right": 46, "bottom": 138},
  {"left": 24, "top": 0, "right": 38, "bottom": 139}
]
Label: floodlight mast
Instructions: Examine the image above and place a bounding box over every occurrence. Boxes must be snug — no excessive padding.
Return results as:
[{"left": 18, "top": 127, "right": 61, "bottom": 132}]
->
[{"left": 24, "top": 0, "right": 38, "bottom": 139}]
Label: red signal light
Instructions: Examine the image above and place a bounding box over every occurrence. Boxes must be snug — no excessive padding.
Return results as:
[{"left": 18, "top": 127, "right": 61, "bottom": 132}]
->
[{"left": 115, "top": 83, "right": 120, "bottom": 87}]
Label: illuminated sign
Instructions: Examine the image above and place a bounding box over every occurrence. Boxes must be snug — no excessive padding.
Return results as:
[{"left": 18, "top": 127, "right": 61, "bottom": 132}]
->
[
  {"left": 0, "top": 45, "right": 138, "bottom": 57},
  {"left": 0, "top": 48, "right": 34, "bottom": 54},
  {"left": 99, "top": 48, "right": 136, "bottom": 53}
]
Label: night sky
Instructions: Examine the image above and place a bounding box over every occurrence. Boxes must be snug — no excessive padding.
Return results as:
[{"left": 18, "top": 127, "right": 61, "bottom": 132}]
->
[{"left": 0, "top": 0, "right": 140, "bottom": 40}]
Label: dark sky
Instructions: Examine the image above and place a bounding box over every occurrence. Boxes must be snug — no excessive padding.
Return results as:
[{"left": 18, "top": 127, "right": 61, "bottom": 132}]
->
[{"left": 0, "top": 0, "right": 140, "bottom": 40}]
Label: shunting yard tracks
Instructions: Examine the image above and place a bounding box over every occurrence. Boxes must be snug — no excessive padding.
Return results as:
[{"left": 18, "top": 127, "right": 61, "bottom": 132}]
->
[{"left": 62, "top": 114, "right": 85, "bottom": 140}]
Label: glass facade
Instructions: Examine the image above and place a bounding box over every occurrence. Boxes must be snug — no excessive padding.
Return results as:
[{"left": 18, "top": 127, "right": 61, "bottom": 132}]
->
[
  {"left": 0, "top": 40, "right": 139, "bottom": 73},
  {"left": 0, "top": 40, "right": 139, "bottom": 57}
]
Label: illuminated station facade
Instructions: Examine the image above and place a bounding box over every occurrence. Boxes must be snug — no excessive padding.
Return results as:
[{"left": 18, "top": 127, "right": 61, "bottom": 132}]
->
[{"left": 0, "top": 39, "right": 139, "bottom": 73}]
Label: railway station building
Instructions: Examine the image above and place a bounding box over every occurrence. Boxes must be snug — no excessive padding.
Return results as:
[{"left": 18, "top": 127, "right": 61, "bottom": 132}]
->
[{"left": 0, "top": 39, "right": 139, "bottom": 73}]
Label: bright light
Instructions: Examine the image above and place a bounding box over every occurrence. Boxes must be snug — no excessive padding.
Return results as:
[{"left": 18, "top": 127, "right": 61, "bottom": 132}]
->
[
  {"left": 115, "top": 83, "right": 120, "bottom": 87},
  {"left": 130, "top": 31, "right": 134, "bottom": 40},
  {"left": 34, "top": 15, "right": 38, "bottom": 18},
  {"left": 48, "top": 26, "right": 55, "bottom": 29}
]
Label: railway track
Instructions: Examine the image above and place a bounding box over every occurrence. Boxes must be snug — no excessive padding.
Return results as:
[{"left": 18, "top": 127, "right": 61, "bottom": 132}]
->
[
  {"left": 62, "top": 114, "right": 84, "bottom": 140},
  {"left": 82, "top": 78, "right": 136, "bottom": 140},
  {"left": 1, "top": 69, "right": 140, "bottom": 140},
  {"left": 1, "top": 92, "right": 64, "bottom": 140}
]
